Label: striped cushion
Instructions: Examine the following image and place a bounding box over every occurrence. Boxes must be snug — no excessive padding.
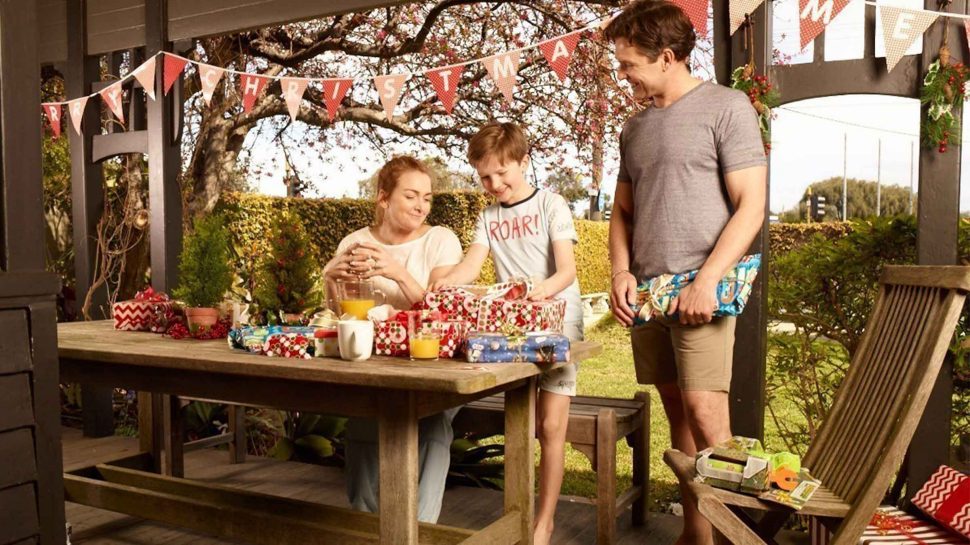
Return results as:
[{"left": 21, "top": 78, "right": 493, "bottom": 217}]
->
[
  {"left": 809, "top": 507, "right": 968, "bottom": 544},
  {"left": 913, "top": 466, "right": 970, "bottom": 539}
]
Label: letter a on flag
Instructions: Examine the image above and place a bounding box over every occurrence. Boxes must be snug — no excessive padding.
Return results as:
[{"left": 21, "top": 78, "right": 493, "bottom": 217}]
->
[
  {"left": 539, "top": 30, "right": 583, "bottom": 82},
  {"left": 799, "top": 0, "right": 851, "bottom": 49},
  {"left": 425, "top": 64, "right": 465, "bottom": 114}
]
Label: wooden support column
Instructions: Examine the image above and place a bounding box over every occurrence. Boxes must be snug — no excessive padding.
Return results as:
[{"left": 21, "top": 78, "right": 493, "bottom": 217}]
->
[
  {"left": 145, "top": 0, "right": 183, "bottom": 294},
  {"left": 0, "top": 1, "right": 67, "bottom": 542},
  {"left": 713, "top": 0, "right": 772, "bottom": 440},
  {"left": 907, "top": 0, "right": 966, "bottom": 497}
]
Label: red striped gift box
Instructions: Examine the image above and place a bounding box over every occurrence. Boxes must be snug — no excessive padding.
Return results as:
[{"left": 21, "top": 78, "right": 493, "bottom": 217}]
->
[
  {"left": 913, "top": 466, "right": 970, "bottom": 539},
  {"left": 810, "top": 507, "right": 968, "bottom": 544}
]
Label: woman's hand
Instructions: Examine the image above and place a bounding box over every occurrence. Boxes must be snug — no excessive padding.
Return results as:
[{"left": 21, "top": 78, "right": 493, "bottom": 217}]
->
[
  {"left": 324, "top": 243, "right": 364, "bottom": 281},
  {"left": 349, "top": 242, "right": 406, "bottom": 282}
]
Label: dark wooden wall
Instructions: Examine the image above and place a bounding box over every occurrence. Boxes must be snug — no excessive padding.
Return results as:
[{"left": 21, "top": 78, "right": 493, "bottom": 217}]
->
[{"left": 0, "top": 0, "right": 67, "bottom": 543}]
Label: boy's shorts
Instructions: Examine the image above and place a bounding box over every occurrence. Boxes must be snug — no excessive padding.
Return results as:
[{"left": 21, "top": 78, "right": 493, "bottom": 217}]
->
[
  {"left": 539, "top": 321, "right": 583, "bottom": 397},
  {"left": 630, "top": 316, "right": 736, "bottom": 392}
]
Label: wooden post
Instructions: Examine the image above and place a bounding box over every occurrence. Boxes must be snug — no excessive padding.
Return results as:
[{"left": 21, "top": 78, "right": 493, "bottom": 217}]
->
[
  {"left": 505, "top": 378, "right": 536, "bottom": 545},
  {"left": 907, "top": 0, "right": 966, "bottom": 496},
  {"left": 379, "top": 391, "right": 418, "bottom": 545}
]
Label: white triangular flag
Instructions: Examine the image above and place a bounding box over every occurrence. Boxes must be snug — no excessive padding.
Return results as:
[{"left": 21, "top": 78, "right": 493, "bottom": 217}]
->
[
  {"left": 730, "top": 0, "right": 766, "bottom": 34},
  {"left": 132, "top": 56, "right": 156, "bottom": 100},
  {"left": 373, "top": 74, "right": 408, "bottom": 122},
  {"left": 879, "top": 5, "right": 937, "bottom": 72},
  {"left": 280, "top": 77, "right": 308, "bottom": 121},
  {"left": 198, "top": 63, "right": 225, "bottom": 106},
  {"left": 482, "top": 50, "right": 521, "bottom": 103},
  {"left": 68, "top": 96, "right": 89, "bottom": 136}
]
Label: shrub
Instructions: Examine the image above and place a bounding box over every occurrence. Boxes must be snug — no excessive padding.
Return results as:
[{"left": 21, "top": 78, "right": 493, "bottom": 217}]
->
[{"left": 173, "top": 214, "right": 233, "bottom": 308}]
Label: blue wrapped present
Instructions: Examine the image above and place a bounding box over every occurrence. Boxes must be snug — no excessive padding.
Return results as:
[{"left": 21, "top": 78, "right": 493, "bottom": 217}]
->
[
  {"left": 633, "top": 254, "right": 761, "bottom": 325},
  {"left": 229, "top": 325, "right": 317, "bottom": 355},
  {"left": 465, "top": 332, "right": 570, "bottom": 364}
]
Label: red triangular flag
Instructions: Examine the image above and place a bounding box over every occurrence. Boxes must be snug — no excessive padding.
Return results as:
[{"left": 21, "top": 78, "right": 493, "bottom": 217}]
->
[
  {"left": 539, "top": 30, "right": 583, "bottom": 82},
  {"left": 425, "top": 64, "right": 465, "bottom": 114},
  {"left": 799, "top": 0, "right": 851, "bottom": 49},
  {"left": 100, "top": 81, "right": 125, "bottom": 123},
  {"left": 239, "top": 73, "right": 270, "bottom": 113},
  {"left": 162, "top": 53, "right": 189, "bottom": 96},
  {"left": 42, "top": 103, "right": 62, "bottom": 139},
  {"left": 322, "top": 78, "right": 354, "bottom": 121},
  {"left": 670, "top": 0, "right": 710, "bottom": 37}
]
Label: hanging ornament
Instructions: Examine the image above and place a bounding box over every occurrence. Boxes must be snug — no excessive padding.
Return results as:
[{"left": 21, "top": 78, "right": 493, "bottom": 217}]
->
[
  {"left": 729, "top": 15, "right": 780, "bottom": 153},
  {"left": 920, "top": 9, "right": 970, "bottom": 153}
]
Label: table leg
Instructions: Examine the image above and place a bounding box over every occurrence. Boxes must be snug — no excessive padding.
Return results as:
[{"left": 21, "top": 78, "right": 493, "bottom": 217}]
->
[
  {"left": 505, "top": 377, "right": 537, "bottom": 545},
  {"left": 163, "top": 394, "right": 184, "bottom": 477},
  {"left": 379, "top": 391, "right": 418, "bottom": 545},
  {"left": 137, "top": 392, "right": 165, "bottom": 473}
]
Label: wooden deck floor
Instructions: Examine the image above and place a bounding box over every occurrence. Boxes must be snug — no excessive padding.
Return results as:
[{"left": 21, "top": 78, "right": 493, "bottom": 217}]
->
[{"left": 62, "top": 427, "right": 809, "bottom": 545}]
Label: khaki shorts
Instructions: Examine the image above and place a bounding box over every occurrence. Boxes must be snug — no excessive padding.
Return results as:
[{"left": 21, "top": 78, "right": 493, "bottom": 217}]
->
[
  {"left": 539, "top": 321, "right": 583, "bottom": 397},
  {"left": 630, "top": 316, "right": 736, "bottom": 392}
]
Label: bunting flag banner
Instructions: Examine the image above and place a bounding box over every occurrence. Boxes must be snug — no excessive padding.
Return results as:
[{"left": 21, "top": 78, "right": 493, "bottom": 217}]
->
[
  {"left": 374, "top": 73, "right": 408, "bottom": 121},
  {"left": 68, "top": 96, "right": 89, "bottom": 136},
  {"left": 730, "top": 0, "right": 766, "bottom": 34},
  {"left": 880, "top": 5, "right": 937, "bottom": 72},
  {"left": 799, "top": 0, "right": 852, "bottom": 49},
  {"left": 482, "top": 50, "right": 521, "bottom": 103},
  {"left": 132, "top": 56, "right": 156, "bottom": 100},
  {"left": 198, "top": 63, "right": 225, "bottom": 106},
  {"left": 670, "top": 0, "right": 710, "bottom": 37},
  {"left": 163, "top": 53, "right": 189, "bottom": 96},
  {"left": 100, "top": 81, "right": 126, "bottom": 123},
  {"left": 322, "top": 78, "right": 354, "bottom": 121},
  {"left": 425, "top": 64, "right": 465, "bottom": 114},
  {"left": 239, "top": 73, "right": 270, "bottom": 113},
  {"left": 539, "top": 30, "right": 583, "bottom": 82},
  {"left": 280, "top": 77, "right": 308, "bottom": 121},
  {"left": 42, "top": 103, "right": 62, "bottom": 139}
]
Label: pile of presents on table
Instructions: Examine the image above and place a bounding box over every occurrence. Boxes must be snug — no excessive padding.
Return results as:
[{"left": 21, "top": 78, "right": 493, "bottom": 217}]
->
[
  {"left": 696, "top": 437, "right": 970, "bottom": 543},
  {"left": 227, "top": 280, "right": 571, "bottom": 362}
]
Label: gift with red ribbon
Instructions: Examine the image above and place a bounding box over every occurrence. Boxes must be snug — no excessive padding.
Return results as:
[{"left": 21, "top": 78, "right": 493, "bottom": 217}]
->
[
  {"left": 810, "top": 506, "right": 967, "bottom": 545},
  {"left": 113, "top": 286, "right": 173, "bottom": 331},
  {"left": 419, "top": 280, "right": 564, "bottom": 335},
  {"left": 263, "top": 332, "right": 311, "bottom": 359},
  {"left": 373, "top": 310, "right": 470, "bottom": 358},
  {"left": 912, "top": 465, "right": 970, "bottom": 539}
]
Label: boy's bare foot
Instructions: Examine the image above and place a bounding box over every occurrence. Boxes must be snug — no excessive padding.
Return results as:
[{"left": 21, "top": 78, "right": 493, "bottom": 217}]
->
[{"left": 533, "top": 521, "right": 554, "bottom": 545}]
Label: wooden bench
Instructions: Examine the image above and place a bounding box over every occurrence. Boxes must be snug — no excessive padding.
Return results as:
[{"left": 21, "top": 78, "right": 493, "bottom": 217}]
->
[{"left": 452, "top": 392, "right": 650, "bottom": 545}]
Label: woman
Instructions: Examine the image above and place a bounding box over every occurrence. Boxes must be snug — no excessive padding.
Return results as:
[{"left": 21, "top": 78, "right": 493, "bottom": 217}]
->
[{"left": 323, "top": 155, "right": 463, "bottom": 524}]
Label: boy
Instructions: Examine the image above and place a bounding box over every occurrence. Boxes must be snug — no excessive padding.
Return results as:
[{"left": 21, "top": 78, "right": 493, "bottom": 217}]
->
[{"left": 431, "top": 122, "right": 583, "bottom": 545}]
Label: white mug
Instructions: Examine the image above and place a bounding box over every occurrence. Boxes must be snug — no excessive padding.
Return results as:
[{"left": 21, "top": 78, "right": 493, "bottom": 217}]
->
[{"left": 337, "top": 320, "right": 374, "bottom": 361}]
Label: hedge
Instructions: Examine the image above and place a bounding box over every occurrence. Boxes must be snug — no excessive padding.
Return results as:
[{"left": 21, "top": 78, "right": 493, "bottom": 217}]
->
[{"left": 216, "top": 192, "right": 612, "bottom": 293}]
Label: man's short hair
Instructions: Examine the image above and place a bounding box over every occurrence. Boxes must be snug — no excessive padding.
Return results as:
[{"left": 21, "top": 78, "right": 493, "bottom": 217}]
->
[
  {"left": 467, "top": 122, "right": 529, "bottom": 167},
  {"left": 603, "top": 0, "right": 696, "bottom": 62}
]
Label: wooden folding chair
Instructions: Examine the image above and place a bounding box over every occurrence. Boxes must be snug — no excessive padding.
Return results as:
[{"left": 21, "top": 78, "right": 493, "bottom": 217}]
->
[{"left": 665, "top": 265, "right": 970, "bottom": 545}]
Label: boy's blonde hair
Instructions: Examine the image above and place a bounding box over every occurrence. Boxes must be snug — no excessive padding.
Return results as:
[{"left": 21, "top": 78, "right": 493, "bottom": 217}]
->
[{"left": 467, "top": 122, "right": 529, "bottom": 167}]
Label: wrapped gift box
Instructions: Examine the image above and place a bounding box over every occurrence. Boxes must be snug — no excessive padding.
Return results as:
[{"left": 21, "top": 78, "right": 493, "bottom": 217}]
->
[
  {"left": 912, "top": 465, "right": 970, "bottom": 538},
  {"left": 113, "top": 287, "right": 173, "bottom": 331},
  {"left": 264, "top": 333, "right": 311, "bottom": 359},
  {"left": 465, "top": 332, "right": 570, "bottom": 364},
  {"left": 229, "top": 325, "right": 316, "bottom": 357},
  {"left": 374, "top": 311, "right": 470, "bottom": 358},
  {"left": 421, "top": 281, "right": 565, "bottom": 334}
]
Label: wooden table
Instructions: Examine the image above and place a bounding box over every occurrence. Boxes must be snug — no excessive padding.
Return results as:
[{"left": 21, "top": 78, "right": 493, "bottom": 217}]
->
[{"left": 58, "top": 320, "right": 601, "bottom": 545}]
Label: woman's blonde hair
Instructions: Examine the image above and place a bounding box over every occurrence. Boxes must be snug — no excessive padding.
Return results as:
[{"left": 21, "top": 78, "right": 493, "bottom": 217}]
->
[{"left": 373, "top": 155, "right": 433, "bottom": 226}]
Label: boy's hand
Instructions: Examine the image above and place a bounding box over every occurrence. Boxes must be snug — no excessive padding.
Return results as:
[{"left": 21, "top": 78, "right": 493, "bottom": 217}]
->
[
  {"left": 527, "top": 281, "right": 552, "bottom": 301},
  {"left": 610, "top": 271, "right": 637, "bottom": 327},
  {"left": 428, "top": 278, "right": 454, "bottom": 292},
  {"left": 668, "top": 276, "right": 717, "bottom": 326}
]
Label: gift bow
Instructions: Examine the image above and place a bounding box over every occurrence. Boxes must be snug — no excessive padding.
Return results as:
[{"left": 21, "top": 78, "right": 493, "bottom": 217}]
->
[
  {"left": 869, "top": 511, "right": 928, "bottom": 544},
  {"left": 134, "top": 286, "right": 170, "bottom": 303}
]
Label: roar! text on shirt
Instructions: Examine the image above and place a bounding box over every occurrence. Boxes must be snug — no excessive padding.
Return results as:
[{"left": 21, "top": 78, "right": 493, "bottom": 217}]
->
[{"left": 489, "top": 214, "right": 541, "bottom": 241}]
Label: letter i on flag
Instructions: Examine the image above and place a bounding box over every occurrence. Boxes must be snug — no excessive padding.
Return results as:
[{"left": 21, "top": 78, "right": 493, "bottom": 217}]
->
[
  {"left": 482, "top": 50, "right": 521, "bottom": 103},
  {"left": 322, "top": 78, "right": 354, "bottom": 121},
  {"left": 374, "top": 74, "right": 408, "bottom": 122},
  {"left": 425, "top": 64, "right": 465, "bottom": 114},
  {"left": 239, "top": 73, "right": 270, "bottom": 113},
  {"left": 42, "top": 103, "right": 62, "bottom": 139},
  {"left": 539, "top": 30, "right": 583, "bottom": 82}
]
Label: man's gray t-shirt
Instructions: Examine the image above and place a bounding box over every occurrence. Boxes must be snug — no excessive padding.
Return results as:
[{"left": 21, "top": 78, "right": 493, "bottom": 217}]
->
[{"left": 617, "top": 81, "right": 766, "bottom": 280}]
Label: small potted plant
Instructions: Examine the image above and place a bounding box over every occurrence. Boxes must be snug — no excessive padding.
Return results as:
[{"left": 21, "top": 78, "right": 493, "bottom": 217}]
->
[
  {"left": 174, "top": 214, "right": 234, "bottom": 330},
  {"left": 254, "top": 210, "right": 320, "bottom": 325}
]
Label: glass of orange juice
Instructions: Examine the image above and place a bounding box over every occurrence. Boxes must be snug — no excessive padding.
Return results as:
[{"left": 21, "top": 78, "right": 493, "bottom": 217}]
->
[
  {"left": 408, "top": 313, "right": 441, "bottom": 361},
  {"left": 333, "top": 278, "right": 386, "bottom": 320}
]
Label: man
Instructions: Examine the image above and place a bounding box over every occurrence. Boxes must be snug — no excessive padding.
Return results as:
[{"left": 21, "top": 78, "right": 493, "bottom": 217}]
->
[{"left": 604, "top": 2, "right": 767, "bottom": 543}]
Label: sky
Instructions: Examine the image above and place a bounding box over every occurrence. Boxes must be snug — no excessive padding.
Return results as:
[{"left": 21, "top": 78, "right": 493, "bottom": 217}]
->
[{"left": 241, "top": 0, "right": 970, "bottom": 215}]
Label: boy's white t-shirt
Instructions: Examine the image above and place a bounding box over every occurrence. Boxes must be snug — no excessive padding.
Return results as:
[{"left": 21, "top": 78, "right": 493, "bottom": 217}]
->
[
  {"left": 471, "top": 189, "right": 583, "bottom": 324},
  {"left": 335, "top": 225, "right": 463, "bottom": 311}
]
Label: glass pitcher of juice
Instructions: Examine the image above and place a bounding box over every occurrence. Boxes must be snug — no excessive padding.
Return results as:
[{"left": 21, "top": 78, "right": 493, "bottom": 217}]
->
[{"left": 333, "top": 278, "right": 386, "bottom": 320}]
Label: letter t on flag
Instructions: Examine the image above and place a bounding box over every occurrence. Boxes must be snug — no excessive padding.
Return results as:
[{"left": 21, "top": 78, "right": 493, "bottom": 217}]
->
[
  {"left": 425, "top": 64, "right": 465, "bottom": 114},
  {"left": 799, "top": 0, "right": 850, "bottom": 49}
]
